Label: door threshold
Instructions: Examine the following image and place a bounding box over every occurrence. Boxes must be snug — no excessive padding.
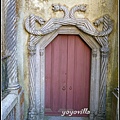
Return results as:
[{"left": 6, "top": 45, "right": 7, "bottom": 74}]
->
[{"left": 44, "top": 116, "right": 88, "bottom": 120}]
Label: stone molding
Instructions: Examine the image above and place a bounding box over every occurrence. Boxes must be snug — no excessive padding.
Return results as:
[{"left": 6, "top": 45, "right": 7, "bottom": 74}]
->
[{"left": 24, "top": 4, "right": 113, "bottom": 120}]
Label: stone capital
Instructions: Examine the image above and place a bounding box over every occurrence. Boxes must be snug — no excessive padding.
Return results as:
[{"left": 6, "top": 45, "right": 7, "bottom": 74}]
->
[
  {"left": 28, "top": 45, "right": 36, "bottom": 55},
  {"left": 100, "top": 46, "right": 109, "bottom": 57}
]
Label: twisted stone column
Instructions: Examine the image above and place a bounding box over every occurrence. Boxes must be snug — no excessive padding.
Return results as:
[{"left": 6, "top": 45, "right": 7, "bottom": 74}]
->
[
  {"left": 4, "top": 0, "right": 20, "bottom": 90},
  {"left": 27, "top": 15, "right": 37, "bottom": 120},
  {"left": 97, "top": 47, "right": 109, "bottom": 120},
  {"left": 27, "top": 44, "right": 37, "bottom": 120}
]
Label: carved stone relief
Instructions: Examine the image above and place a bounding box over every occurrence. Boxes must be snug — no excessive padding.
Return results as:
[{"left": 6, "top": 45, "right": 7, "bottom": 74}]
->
[{"left": 24, "top": 4, "right": 113, "bottom": 120}]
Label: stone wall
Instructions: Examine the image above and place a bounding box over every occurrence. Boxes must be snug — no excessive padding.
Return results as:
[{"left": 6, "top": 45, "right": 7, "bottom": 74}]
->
[
  {"left": 16, "top": 0, "right": 118, "bottom": 119},
  {"left": 2, "top": 89, "right": 24, "bottom": 120}
]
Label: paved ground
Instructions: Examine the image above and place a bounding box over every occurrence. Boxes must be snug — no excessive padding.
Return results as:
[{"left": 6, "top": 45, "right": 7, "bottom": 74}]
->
[{"left": 44, "top": 116, "right": 88, "bottom": 120}]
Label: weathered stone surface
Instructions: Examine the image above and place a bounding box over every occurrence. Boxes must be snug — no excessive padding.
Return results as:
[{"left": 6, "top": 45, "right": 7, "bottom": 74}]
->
[
  {"left": 2, "top": 94, "right": 17, "bottom": 120},
  {"left": 15, "top": 0, "right": 118, "bottom": 119}
]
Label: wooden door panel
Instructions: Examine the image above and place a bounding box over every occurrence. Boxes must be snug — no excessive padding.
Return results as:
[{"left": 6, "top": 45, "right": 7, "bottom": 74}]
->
[
  {"left": 59, "top": 35, "right": 67, "bottom": 112},
  {"left": 51, "top": 35, "right": 60, "bottom": 113},
  {"left": 67, "top": 35, "right": 75, "bottom": 110},
  {"left": 74, "top": 35, "right": 85, "bottom": 111},
  {"left": 45, "top": 35, "right": 67, "bottom": 115},
  {"left": 45, "top": 42, "right": 52, "bottom": 111},
  {"left": 45, "top": 34, "right": 91, "bottom": 117},
  {"left": 72, "top": 35, "right": 91, "bottom": 117},
  {"left": 82, "top": 41, "right": 91, "bottom": 110}
]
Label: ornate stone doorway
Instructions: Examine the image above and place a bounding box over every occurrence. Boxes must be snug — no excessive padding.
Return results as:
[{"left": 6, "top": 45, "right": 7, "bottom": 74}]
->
[{"left": 25, "top": 4, "right": 113, "bottom": 120}]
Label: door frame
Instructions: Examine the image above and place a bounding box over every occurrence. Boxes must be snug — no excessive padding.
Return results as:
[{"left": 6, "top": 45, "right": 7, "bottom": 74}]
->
[
  {"left": 25, "top": 4, "right": 113, "bottom": 120},
  {"left": 35, "top": 26, "right": 100, "bottom": 119}
]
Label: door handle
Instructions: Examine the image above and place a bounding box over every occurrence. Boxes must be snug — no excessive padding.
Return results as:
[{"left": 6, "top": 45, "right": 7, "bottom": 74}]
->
[
  {"left": 69, "top": 86, "right": 72, "bottom": 90},
  {"left": 62, "top": 86, "right": 66, "bottom": 90}
]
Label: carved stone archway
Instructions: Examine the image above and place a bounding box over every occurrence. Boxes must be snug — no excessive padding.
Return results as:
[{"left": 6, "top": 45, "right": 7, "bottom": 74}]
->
[{"left": 25, "top": 4, "right": 113, "bottom": 120}]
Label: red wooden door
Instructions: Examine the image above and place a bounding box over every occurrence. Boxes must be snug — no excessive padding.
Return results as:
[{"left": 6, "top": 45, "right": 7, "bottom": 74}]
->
[{"left": 45, "top": 35, "right": 91, "bottom": 117}]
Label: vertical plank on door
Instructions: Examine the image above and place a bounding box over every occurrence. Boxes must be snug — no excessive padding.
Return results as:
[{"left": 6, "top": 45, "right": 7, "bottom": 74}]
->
[
  {"left": 59, "top": 35, "right": 67, "bottom": 112},
  {"left": 83, "top": 43, "right": 91, "bottom": 109},
  {"left": 74, "top": 35, "right": 84, "bottom": 111},
  {"left": 51, "top": 35, "right": 60, "bottom": 113},
  {"left": 45, "top": 43, "right": 52, "bottom": 110},
  {"left": 73, "top": 35, "right": 91, "bottom": 117},
  {"left": 45, "top": 35, "right": 68, "bottom": 115},
  {"left": 67, "top": 35, "right": 75, "bottom": 110}
]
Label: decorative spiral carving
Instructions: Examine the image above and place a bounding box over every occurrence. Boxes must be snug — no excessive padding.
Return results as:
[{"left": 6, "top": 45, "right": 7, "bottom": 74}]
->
[
  {"left": 25, "top": 14, "right": 45, "bottom": 35},
  {"left": 25, "top": 4, "right": 113, "bottom": 38},
  {"left": 52, "top": 4, "right": 69, "bottom": 18},
  {"left": 93, "top": 14, "right": 113, "bottom": 37},
  {"left": 69, "top": 4, "right": 87, "bottom": 19}
]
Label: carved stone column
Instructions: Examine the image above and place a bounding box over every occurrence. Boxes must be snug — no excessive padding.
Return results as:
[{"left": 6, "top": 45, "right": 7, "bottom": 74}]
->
[
  {"left": 25, "top": 14, "right": 46, "bottom": 120},
  {"left": 97, "top": 46, "right": 109, "bottom": 120},
  {"left": 4, "top": 0, "right": 20, "bottom": 90},
  {"left": 27, "top": 14, "right": 38, "bottom": 120},
  {"left": 89, "top": 49, "right": 98, "bottom": 120},
  {"left": 27, "top": 42, "right": 37, "bottom": 120}
]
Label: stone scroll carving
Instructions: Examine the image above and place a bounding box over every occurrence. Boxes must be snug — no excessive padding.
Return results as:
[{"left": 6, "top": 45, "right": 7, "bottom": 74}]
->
[
  {"left": 25, "top": 4, "right": 113, "bottom": 120},
  {"left": 25, "top": 4, "right": 113, "bottom": 37}
]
